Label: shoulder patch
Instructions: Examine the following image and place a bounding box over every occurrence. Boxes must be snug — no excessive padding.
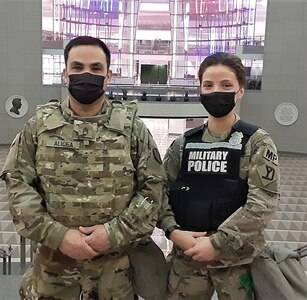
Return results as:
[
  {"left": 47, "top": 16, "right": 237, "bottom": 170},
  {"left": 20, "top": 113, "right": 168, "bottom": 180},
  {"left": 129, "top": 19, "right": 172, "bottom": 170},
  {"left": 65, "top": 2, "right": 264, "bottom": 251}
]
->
[
  {"left": 257, "top": 162, "right": 278, "bottom": 186},
  {"left": 262, "top": 147, "right": 278, "bottom": 166},
  {"left": 153, "top": 148, "right": 162, "bottom": 164}
]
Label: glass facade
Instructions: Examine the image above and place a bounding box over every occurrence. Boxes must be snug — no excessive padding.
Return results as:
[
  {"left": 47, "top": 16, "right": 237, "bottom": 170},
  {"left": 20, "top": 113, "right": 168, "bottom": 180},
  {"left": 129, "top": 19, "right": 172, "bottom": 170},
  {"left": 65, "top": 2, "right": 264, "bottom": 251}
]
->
[{"left": 42, "top": 0, "right": 267, "bottom": 85}]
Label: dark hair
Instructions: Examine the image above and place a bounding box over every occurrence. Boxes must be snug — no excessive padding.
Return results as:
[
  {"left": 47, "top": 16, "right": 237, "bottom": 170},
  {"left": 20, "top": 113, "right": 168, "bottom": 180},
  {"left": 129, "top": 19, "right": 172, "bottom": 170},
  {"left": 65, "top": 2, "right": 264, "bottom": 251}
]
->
[
  {"left": 64, "top": 36, "right": 111, "bottom": 69},
  {"left": 198, "top": 52, "right": 246, "bottom": 88}
]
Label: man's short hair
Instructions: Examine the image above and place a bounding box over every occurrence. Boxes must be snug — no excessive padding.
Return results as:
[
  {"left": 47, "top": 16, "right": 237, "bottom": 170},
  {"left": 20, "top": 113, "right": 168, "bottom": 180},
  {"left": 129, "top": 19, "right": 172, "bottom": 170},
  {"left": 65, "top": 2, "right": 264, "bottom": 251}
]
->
[{"left": 64, "top": 36, "right": 111, "bottom": 69}]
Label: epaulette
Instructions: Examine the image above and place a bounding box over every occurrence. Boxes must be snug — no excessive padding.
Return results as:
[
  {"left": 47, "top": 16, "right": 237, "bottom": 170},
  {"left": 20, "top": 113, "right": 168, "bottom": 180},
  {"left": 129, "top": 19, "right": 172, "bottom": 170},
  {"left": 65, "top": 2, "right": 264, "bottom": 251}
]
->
[
  {"left": 233, "top": 120, "right": 259, "bottom": 136},
  {"left": 184, "top": 124, "right": 205, "bottom": 137}
]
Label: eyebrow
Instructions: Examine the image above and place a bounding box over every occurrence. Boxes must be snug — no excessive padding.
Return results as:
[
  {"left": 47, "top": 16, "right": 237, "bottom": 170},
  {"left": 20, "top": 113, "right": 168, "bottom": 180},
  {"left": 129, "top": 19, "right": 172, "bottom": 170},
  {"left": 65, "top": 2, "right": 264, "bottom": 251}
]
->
[
  {"left": 70, "top": 61, "right": 104, "bottom": 68},
  {"left": 70, "top": 61, "right": 83, "bottom": 66},
  {"left": 202, "top": 79, "right": 233, "bottom": 83},
  {"left": 91, "top": 62, "right": 104, "bottom": 68}
]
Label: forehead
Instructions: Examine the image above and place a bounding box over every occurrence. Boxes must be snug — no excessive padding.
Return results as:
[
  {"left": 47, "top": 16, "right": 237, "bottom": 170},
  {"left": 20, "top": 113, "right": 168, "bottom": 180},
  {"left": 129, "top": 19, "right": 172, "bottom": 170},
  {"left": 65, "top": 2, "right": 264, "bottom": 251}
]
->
[
  {"left": 67, "top": 45, "right": 107, "bottom": 65},
  {"left": 202, "top": 64, "right": 238, "bottom": 82}
]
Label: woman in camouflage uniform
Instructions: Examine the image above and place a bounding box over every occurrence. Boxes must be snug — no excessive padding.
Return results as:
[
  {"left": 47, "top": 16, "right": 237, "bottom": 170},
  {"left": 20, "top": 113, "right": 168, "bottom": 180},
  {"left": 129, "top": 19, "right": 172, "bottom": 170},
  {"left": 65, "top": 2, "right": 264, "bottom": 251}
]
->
[{"left": 159, "top": 52, "right": 280, "bottom": 299}]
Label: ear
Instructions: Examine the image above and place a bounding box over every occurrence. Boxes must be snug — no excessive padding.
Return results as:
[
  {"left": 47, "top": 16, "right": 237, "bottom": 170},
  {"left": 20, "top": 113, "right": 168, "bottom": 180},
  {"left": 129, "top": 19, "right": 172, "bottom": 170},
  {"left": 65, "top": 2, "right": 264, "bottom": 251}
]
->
[
  {"left": 237, "top": 87, "right": 245, "bottom": 101},
  {"left": 63, "top": 68, "right": 68, "bottom": 85},
  {"left": 106, "top": 69, "right": 112, "bottom": 84}
]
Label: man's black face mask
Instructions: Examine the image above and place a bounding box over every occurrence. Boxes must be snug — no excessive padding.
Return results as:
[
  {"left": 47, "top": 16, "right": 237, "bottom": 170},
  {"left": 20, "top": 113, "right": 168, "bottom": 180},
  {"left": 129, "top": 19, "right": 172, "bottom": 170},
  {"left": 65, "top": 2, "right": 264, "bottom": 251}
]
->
[{"left": 68, "top": 72, "right": 106, "bottom": 105}]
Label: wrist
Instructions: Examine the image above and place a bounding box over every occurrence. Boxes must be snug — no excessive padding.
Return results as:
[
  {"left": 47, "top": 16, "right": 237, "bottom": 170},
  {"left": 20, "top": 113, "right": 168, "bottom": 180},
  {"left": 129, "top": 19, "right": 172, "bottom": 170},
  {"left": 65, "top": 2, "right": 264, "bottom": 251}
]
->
[{"left": 165, "top": 225, "right": 181, "bottom": 239}]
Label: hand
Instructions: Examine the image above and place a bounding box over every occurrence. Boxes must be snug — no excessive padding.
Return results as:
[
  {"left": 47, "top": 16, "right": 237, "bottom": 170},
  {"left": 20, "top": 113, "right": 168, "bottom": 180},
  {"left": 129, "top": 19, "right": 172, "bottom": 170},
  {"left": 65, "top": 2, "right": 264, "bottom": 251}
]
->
[
  {"left": 183, "top": 236, "right": 219, "bottom": 262},
  {"left": 170, "top": 230, "right": 206, "bottom": 251},
  {"left": 79, "top": 225, "right": 111, "bottom": 252},
  {"left": 58, "top": 229, "right": 99, "bottom": 260}
]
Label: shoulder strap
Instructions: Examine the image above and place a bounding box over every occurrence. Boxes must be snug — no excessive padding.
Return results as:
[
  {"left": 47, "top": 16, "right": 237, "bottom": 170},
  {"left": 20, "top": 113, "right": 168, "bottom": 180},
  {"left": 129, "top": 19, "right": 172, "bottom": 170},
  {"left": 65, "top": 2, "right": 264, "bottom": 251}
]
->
[
  {"left": 36, "top": 102, "right": 65, "bottom": 135},
  {"left": 184, "top": 124, "right": 205, "bottom": 137},
  {"left": 233, "top": 120, "right": 259, "bottom": 136},
  {"left": 105, "top": 100, "right": 138, "bottom": 135},
  {"left": 109, "top": 100, "right": 139, "bottom": 168}
]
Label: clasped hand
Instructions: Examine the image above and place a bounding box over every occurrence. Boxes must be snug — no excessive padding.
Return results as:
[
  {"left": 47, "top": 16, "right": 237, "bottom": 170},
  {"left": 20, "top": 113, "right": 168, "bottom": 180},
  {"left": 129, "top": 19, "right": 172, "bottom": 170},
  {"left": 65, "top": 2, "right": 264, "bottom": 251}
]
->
[
  {"left": 58, "top": 225, "right": 110, "bottom": 261},
  {"left": 170, "top": 230, "right": 219, "bottom": 262}
]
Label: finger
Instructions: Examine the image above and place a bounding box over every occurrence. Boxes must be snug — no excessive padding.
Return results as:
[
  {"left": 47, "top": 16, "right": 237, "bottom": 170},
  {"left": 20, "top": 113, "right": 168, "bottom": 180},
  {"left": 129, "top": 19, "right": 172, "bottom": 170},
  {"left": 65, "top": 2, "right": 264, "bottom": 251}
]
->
[
  {"left": 83, "top": 243, "right": 99, "bottom": 258},
  {"left": 192, "top": 254, "right": 203, "bottom": 261},
  {"left": 79, "top": 226, "right": 95, "bottom": 235},
  {"left": 183, "top": 246, "right": 197, "bottom": 256},
  {"left": 84, "top": 235, "right": 93, "bottom": 244},
  {"left": 191, "top": 231, "right": 207, "bottom": 238}
]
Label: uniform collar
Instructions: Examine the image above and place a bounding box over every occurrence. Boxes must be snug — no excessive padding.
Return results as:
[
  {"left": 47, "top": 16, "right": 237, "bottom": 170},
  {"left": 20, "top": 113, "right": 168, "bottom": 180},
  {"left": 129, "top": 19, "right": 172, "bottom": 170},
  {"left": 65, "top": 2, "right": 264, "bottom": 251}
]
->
[{"left": 61, "top": 96, "right": 111, "bottom": 123}]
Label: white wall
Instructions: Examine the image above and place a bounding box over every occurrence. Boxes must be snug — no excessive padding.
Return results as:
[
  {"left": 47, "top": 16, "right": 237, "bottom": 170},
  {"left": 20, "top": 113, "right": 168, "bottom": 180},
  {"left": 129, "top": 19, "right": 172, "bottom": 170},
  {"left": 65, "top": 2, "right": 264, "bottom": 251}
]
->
[{"left": 241, "top": 0, "right": 307, "bottom": 153}]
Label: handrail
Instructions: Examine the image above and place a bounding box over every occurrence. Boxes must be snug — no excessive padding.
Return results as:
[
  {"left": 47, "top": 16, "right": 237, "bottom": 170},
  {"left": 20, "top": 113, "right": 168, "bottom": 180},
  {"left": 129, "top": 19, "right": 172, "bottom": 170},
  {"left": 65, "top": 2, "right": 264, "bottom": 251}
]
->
[
  {"left": 296, "top": 245, "right": 307, "bottom": 259},
  {"left": 0, "top": 245, "right": 14, "bottom": 275}
]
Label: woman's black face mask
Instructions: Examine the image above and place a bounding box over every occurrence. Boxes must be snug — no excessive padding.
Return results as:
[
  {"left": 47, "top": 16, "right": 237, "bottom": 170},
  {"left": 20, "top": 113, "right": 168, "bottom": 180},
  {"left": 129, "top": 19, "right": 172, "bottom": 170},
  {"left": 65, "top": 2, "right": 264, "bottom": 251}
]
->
[{"left": 200, "top": 91, "right": 236, "bottom": 118}]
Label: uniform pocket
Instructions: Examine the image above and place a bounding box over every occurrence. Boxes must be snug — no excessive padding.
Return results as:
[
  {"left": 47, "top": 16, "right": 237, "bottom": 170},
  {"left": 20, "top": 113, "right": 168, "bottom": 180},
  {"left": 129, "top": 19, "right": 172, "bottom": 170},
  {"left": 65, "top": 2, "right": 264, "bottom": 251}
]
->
[
  {"left": 168, "top": 256, "right": 191, "bottom": 294},
  {"left": 211, "top": 179, "right": 239, "bottom": 229},
  {"left": 98, "top": 255, "right": 133, "bottom": 300},
  {"left": 169, "top": 182, "right": 190, "bottom": 227}
]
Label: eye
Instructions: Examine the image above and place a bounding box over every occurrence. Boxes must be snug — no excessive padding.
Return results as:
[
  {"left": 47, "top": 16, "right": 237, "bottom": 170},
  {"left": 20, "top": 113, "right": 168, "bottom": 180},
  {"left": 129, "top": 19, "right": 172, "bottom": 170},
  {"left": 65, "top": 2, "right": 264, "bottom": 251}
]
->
[
  {"left": 222, "top": 82, "right": 233, "bottom": 88},
  {"left": 202, "top": 83, "right": 213, "bottom": 89},
  {"left": 72, "top": 66, "right": 82, "bottom": 70}
]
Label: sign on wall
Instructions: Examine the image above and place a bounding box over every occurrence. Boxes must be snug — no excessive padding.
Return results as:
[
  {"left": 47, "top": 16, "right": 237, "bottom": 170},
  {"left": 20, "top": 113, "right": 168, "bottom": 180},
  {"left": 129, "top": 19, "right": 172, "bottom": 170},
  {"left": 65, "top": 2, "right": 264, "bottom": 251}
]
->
[
  {"left": 274, "top": 102, "right": 298, "bottom": 126},
  {"left": 5, "top": 95, "right": 29, "bottom": 118}
]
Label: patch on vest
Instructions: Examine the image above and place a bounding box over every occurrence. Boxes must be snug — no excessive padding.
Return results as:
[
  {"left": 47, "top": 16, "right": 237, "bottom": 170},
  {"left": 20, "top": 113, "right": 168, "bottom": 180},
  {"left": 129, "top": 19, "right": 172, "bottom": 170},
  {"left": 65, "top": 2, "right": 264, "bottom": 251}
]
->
[
  {"left": 262, "top": 147, "right": 278, "bottom": 166},
  {"left": 229, "top": 131, "right": 243, "bottom": 146},
  {"left": 186, "top": 150, "right": 229, "bottom": 174},
  {"left": 46, "top": 140, "right": 80, "bottom": 149},
  {"left": 257, "top": 162, "right": 278, "bottom": 186}
]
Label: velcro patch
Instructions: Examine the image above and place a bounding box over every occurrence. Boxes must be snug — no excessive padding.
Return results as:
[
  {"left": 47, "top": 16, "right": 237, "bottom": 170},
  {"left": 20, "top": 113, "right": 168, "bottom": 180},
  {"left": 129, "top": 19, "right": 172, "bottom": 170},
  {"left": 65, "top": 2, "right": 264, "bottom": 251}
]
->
[
  {"left": 262, "top": 147, "right": 278, "bottom": 166},
  {"left": 153, "top": 148, "right": 162, "bottom": 164},
  {"left": 257, "top": 162, "right": 278, "bottom": 186},
  {"left": 46, "top": 139, "right": 80, "bottom": 149}
]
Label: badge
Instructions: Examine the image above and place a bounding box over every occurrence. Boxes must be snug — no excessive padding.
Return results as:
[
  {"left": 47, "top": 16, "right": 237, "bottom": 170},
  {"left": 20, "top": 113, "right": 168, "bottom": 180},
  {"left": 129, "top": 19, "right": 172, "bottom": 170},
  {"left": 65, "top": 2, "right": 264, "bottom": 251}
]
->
[
  {"left": 229, "top": 131, "right": 243, "bottom": 146},
  {"left": 74, "top": 120, "right": 98, "bottom": 141},
  {"left": 262, "top": 147, "right": 278, "bottom": 166},
  {"left": 257, "top": 162, "right": 278, "bottom": 186}
]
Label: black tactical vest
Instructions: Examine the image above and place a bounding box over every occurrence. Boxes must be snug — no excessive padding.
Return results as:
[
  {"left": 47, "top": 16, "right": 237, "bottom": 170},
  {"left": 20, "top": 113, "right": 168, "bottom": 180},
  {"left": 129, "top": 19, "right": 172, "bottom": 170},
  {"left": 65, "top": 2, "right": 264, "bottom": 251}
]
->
[{"left": 169, "top": 120, "right": 258, "bottom": 231}]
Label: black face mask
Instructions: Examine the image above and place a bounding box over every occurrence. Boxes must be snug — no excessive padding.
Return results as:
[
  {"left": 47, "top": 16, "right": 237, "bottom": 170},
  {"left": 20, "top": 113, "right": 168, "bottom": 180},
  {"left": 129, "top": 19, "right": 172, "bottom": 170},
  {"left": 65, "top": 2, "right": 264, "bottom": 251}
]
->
[
  {"left": 68, "top": 73, "right": 106, "bottom": 105},
  {"left": 200, "top": 91, "right": 236, "bottom": 118}
]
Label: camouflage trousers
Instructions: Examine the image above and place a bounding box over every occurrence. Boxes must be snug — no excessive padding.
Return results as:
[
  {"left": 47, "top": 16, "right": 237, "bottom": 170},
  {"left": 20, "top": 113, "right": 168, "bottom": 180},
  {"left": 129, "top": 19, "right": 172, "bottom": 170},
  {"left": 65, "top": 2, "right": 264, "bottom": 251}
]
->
[
  {"left": 166, "top": 252, "right": 254, "bottom": 300},
  {"left": 19, "top": 246, "right": 135, "bottom": 300}
]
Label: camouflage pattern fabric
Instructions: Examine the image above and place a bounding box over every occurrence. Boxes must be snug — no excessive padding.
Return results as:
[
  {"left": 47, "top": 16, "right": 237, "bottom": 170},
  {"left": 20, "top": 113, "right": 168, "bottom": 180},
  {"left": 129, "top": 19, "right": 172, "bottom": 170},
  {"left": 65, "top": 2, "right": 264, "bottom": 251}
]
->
[
  {"left": 166, "top": 250, "right": 253, "bottom": 300},
  {"left": 1, "top": 97, "right": 166, "bottom": 298},
  {"left": 19, "top": 246, "right": 134, "bottom": 300},
  {"left": 159, "top": 119, "right": 280, "bottom": 298}
]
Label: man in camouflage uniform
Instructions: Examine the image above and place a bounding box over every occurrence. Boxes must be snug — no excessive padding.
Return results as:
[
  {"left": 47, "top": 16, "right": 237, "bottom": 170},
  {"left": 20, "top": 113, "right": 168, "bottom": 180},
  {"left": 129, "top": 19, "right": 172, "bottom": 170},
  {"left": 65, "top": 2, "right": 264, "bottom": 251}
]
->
[
  {"left": 158, "top": 52, "right": 280, "bottom": 299},
  {"left": 1, "top": 36, "right": 166, "bottom": 300}
]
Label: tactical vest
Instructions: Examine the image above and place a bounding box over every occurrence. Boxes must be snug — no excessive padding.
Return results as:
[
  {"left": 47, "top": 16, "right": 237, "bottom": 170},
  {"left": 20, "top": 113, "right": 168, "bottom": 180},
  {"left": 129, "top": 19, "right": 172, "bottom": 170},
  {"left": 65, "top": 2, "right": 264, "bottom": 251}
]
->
[
  {"left": 35, "top": 100, "right": 138, "bottom": 228},
  {"left": 169, "top": 120, "right": 258, "bottom": 232}
]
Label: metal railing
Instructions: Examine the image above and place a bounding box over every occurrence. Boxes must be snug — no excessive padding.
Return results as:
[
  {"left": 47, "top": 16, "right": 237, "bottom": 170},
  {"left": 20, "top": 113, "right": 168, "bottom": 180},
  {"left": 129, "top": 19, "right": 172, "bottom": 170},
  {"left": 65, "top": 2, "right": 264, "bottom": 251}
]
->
[{"left": 0, "top": 245, "right": 14, "bottom": 275}]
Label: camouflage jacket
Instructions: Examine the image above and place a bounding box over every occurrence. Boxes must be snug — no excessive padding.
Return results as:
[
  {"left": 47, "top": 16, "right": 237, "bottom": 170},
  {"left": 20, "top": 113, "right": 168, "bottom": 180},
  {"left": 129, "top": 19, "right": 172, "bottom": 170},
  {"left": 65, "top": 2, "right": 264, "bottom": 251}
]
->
[
  {"left": 1, "top": 98, "right": 166, "bottom": 251},
  {"left": 159, "top": 122, "right": 280, "bottom": 267}
]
